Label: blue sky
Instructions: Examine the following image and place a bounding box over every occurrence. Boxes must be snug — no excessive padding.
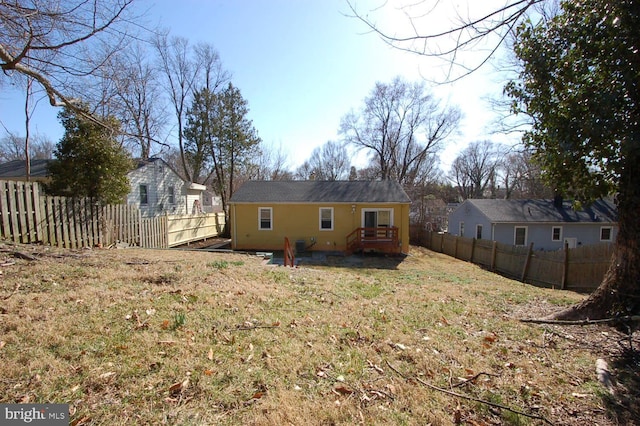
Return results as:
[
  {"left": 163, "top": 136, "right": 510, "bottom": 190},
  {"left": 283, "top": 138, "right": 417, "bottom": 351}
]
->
[{"left": 0, "top": 0, "right": 515, "bottom": 171}]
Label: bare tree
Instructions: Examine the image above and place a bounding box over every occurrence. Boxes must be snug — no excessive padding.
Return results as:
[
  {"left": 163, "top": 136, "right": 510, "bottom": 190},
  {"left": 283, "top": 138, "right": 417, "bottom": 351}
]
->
[
  {"left": 306, "top": 140, "right": 351, "bottom": 180},
  {"left": 449, "top": 140, "right": 501, "bottom": 199},
  {"left": 107, "top": 43, "right": 167, "bottom": 159},
  {"left": 154, "top": 34, "right": 229, "bottom": 181},
  {"left": 0, "top": 0, "right": 137, "bottom": 112},
  {"left": 248, "top": 143, "right": 292, "bottom": 181},
  {"left": 0, "top": 133, "right": 54, "bottom": 162},
  {"left": 294, "top": 161, "right": 314, "bottom": 180},
  {"left": 498, "top": 148, "right": 553, "bottom": 198},
  {"left": 340, "top": 76, "right": 460, "bottom": 184},
  {"left": 347, "top": 1, "right": 547, "bottom": 82},
  {"left": 154, "top": 34, "right": 199, "bottom": 181},
  {"left": 194, "top": 42, "right": 231, "bottom": 93}
]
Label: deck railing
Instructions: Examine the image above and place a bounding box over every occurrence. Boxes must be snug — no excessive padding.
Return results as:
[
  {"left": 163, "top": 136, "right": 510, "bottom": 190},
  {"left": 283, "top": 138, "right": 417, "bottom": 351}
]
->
[
  {"left": 284, "top": 236, "right": 295, "bottom": 267},
  {"left": 346, "top": 226, "right": 400, "bottom": 254}
]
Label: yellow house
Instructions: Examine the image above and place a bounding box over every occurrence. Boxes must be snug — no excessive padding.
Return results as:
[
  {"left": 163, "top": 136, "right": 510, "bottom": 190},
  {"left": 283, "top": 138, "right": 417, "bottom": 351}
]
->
[{"left": 229, "top": 180, "right": 411, "bottom": 254}]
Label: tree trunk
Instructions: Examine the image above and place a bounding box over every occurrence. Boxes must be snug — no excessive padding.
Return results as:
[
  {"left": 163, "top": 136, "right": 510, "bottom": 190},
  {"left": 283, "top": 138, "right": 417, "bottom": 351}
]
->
[{"left": 550, "top": 142, "right": 640, "bottom": 322}]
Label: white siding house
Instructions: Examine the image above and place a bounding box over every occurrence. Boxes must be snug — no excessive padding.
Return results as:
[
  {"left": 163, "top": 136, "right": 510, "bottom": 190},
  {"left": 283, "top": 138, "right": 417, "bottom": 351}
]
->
[
  {"left": 448, "top": 198, "right": 618, "bottom": 251},
  {"left": 126, "top": 158, "right": 207, "bottom": 217}
]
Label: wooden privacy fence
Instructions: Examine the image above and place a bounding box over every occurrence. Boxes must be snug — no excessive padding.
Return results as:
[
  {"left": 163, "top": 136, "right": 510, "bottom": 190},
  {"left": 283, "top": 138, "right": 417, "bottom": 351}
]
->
[
  {"left": 0, "top": 180, "right": 224, "bottom": 249},
  {"left": 423, "top": 230, "right": 613, "bottom": 292},
  {"left": 166, "top": 213, "right": 225, "bottom": 247}
]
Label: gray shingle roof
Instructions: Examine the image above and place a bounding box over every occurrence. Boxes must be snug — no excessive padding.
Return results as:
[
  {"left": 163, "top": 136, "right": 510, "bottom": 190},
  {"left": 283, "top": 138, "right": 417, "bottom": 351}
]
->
[
  {"left": 230, "top": 180, "right": 411, "bottom": 203},
  {"left": 464, "top": 198, "right": 617, "bottom": 223},
  {"left": 0, "top": 159, "right": 52, "bottom": 178}
]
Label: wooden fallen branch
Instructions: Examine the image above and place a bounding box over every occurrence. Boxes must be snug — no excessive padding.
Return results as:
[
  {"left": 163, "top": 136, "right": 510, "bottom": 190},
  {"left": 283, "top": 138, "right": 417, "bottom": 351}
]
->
[
  {"left": 520, "top": 315, "right": 640, "bottom": 326},
  {"left": 11, "top": 251, "right": 38, "bottom": 261},
  {"left": 451, "top": 371, "right": 501, "bottom": 388},
  {"left": 385, "top": 360, "right": 554, "bottom": 425},
  {"left": 229, "top": 324, "right": 281, "bottom": 332}
]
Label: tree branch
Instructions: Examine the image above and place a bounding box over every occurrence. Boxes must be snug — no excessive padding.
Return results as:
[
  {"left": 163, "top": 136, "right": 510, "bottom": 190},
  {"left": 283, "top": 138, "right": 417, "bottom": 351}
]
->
[
  {"left": 520, "top": 315, "right": 640, "bottom": 326},
  {"left": 385, "top": 360, "right": 554, "bottom": 425}
]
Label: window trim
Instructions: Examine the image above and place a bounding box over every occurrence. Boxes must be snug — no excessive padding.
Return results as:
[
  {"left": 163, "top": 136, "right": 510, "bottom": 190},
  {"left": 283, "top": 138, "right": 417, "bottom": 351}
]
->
[
  {"left": 514, "top": 226, "right": 527, "bottom": 246},
  {"left": 459, "top": 221, "right": 464, "bottom": 237},
  {"left": 360, "top": 208, "right": 394, "bottom": 228},
  {"left": 551, "top": 226, "right": 562, "bottom": 241},
  {"left": 475, "top": 224, "right": 483, "bottom": 240},
  {"left": 167, "top": 185, "right": 175, "bottom": 205},
  {"left": 600, "top": 226, "right": 613, "bottom": 242},
  {"left": 258, "top": 207, "right": 273, "bottom": 230},
  {"left": 139, "top": 184, "right": 149, "bottom": 205},
  {"left": 319, "top": 207, "right": 334, "bottom": 231}
]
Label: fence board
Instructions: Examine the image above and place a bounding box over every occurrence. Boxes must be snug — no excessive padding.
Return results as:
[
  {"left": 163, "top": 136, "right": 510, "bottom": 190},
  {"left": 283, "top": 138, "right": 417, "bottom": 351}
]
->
[
  {"left": 166, "top": 213, "right": 225, "bottom": 247},
  {"left": 471, "top": 239, "right": 494, "bottom": 268},
  {"left": 422, "top": 231, "right": 613, "bottom": 292},
  {"left": 0, "top": 180, "right": 221, "bottom": 250},
  {"left": 0, "top": 181, "right": 12, "bottom": 240}
]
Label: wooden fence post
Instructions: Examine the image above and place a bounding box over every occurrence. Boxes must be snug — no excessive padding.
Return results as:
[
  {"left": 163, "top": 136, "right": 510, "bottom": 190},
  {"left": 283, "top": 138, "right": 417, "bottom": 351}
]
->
[
  {"left": 521, "top": 242, "right": 534, "bottom": 282},
  {"left": 490, "top": 241, "right": 498, "bottom": 271},
  {"left": 561, "top": 242, "right": 569, "bottom": 290},
  {"left": 454, "top": 237, "right": 458, "bottom": 259},
  {"left": 470, "top": 238, "right": 476, "bottom": 262}
]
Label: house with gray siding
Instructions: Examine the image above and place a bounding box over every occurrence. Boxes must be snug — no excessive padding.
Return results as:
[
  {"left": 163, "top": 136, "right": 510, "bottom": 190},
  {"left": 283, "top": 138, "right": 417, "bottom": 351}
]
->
[{"left": 447, "top": 198, "right": 617, "bottom": 250}]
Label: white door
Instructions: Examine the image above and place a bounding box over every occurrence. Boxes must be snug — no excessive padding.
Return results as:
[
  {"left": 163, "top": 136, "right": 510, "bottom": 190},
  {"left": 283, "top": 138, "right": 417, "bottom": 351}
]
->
[{"left": 564, "top": 237, "right": 577, "bottom": 249}]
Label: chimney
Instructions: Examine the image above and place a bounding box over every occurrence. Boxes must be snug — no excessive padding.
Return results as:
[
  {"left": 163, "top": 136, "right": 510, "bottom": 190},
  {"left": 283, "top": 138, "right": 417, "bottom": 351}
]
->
[{"left": 553, "top": 193, "right": 563, "bottom": 208}]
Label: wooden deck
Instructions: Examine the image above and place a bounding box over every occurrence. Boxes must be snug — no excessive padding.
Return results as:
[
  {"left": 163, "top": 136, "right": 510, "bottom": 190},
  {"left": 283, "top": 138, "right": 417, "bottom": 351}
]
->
[{"left": 346, "top": 227, "right": 400, "bottom": 254}]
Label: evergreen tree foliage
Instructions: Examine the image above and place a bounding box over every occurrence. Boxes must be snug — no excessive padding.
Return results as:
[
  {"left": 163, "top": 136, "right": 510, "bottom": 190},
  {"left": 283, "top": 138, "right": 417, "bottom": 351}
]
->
[
  {"left": 184, "top": 83, "right": 261, "bottom": 232},
  {"left": 48, "top": 106, "right": 132, "bottom": 204}
]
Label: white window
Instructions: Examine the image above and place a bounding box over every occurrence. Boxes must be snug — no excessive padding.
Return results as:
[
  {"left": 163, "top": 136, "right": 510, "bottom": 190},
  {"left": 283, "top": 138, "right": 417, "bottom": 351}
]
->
[
  {"left": 514, "top": 227, "right": 527, "bottom": 246},
  {"left": 459, "top": 222, "right": 465, "bottom": 237},
  {"left": 552, "top": 226, "right": 562, "bottom": 241},
  {"left": 319, "top": 207, "right": 333, "bottom": 230},
  {"left": 600, "top": 226, "right": 612, "bottom": 241},
  {"left": 139, "top": 184, "right": 148, "bottom": 205},
  {"left": 362, "top": 209, "right": 393, "bottom": 228},
  {"left": 476, "top": 224, "right": 483, "bottom": 240},
  {"left": 258, "top": 207, "right": 272, "bottom": 230},
  {"left": 167, "top": 186, "right": 175, "bottom": 204}
]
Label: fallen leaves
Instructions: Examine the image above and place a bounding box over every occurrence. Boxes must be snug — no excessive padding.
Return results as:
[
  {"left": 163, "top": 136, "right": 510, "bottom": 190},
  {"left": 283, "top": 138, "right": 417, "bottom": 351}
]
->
[
  {"left": 98, "top": 371, "right": 116, "bottom": 380},
  {"left": 166, "top": 374, "right": 191, "bottom": 403}
]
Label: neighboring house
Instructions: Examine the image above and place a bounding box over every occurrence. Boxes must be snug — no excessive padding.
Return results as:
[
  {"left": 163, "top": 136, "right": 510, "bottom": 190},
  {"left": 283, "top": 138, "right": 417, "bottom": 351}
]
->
[
  {"left": 0, "top": 159, "right": 52, "bottom": 182},
  {"left": 228, "top": 180, "right": 411, "bottom": 254},
  {"left": 448, "top": 198, "right": 618, "bottom": 251},
  {"left": 126, "top": 158, "right": 207, "bottom": 217},
  {"left": 0, "top": 157, "right": 212, "bottom": 217},
  {"left": 411, "top": 197, "right": 448, "bottom": 231}
]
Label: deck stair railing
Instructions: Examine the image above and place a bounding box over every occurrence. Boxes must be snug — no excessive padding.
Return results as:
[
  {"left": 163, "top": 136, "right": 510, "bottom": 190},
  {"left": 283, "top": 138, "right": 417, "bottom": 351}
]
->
[{"left": 284, "top": 236, "right": 295, "bottom": 267}]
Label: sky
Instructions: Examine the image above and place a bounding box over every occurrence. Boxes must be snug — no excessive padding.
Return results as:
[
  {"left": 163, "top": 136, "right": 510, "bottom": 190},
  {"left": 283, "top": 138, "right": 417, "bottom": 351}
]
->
[{"left": 0, "top": 0, "right": 518, "bottom": 173}]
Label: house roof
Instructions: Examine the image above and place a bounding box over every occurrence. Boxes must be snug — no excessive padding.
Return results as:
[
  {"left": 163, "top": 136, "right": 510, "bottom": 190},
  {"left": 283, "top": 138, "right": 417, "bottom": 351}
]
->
[
  {"left": 460, "top": 198, "right": 617, "bottom": 223},
  {"left": 0, "top": 159, "right": 52, "bottom": 178},
  {"left": 230, "top": 180, "right": 411, "bottom": 204}
]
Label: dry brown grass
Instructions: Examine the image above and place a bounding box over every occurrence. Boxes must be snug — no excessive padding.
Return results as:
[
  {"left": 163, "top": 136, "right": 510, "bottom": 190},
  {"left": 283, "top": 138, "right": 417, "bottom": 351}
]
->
[{"left": 0, "top": 243, "right": 637, "bottom": 425}]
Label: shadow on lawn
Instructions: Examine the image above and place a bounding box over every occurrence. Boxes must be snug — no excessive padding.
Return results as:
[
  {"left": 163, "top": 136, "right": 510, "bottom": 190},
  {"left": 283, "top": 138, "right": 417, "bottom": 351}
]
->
[
  {"left": 270, "top": 251, "right": 407, "bottom": 270},
  {"left": 603, "top": 344, "right": 640, "bottom": 424}
]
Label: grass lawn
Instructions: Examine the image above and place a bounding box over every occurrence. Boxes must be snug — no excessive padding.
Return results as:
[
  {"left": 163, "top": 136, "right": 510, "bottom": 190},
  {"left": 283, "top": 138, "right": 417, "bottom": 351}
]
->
[{"left": 0, "top": 243, "right": 637, "bottom": 425}]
